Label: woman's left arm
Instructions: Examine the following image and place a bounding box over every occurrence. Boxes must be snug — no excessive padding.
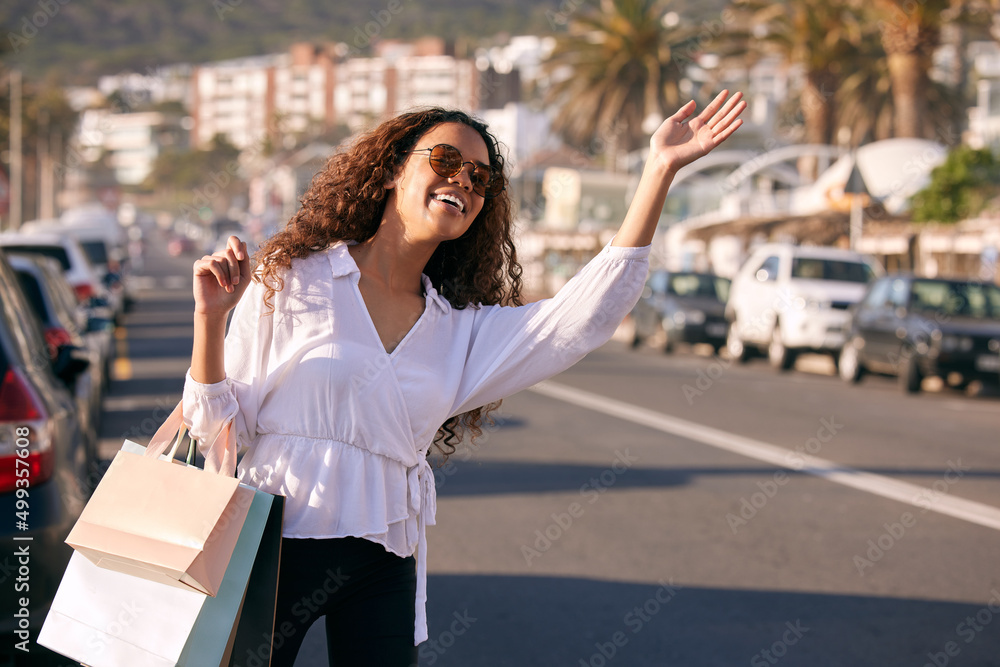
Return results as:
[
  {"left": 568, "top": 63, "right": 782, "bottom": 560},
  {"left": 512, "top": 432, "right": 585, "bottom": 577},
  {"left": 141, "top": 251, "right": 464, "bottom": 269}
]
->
[{"left": 612, "top": 90, "right": 746, "bottom": 249}]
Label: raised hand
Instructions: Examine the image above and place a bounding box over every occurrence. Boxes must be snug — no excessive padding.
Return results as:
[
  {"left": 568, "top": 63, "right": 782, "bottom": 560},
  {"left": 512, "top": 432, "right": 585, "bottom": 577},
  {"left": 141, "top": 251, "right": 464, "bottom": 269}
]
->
[
  {"left": 192, "top": 235, "right": 251, "bottom": 316},
  {"left": 649, "top": 90, "right": 746, "bottom": 173}
]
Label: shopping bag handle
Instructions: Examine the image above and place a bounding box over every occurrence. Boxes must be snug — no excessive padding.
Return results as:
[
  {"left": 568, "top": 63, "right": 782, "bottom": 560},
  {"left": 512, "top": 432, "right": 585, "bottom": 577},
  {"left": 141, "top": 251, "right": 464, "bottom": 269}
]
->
[{"left": 144, "top": 402, "right": 238, "bottom": 478}]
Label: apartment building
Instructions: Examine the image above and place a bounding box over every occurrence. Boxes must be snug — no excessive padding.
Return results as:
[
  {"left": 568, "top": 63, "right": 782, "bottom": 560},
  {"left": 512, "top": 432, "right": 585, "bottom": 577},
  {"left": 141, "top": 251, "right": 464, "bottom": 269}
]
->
[{"left": 190, "top": 39, "right": 515, "bottom": 149}]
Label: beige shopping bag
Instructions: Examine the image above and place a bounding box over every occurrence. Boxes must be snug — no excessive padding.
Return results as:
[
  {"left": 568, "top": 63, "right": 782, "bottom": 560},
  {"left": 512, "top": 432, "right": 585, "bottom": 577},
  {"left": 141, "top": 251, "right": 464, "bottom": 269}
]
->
[{"left": 65, "top": 402, "right": 247, "bottom": 596}]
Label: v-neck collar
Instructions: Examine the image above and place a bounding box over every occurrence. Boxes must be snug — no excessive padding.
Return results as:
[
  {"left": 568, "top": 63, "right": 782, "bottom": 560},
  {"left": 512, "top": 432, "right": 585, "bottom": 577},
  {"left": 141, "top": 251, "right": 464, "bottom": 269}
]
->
[{"left": 328, "top": 240, "right": 450, "bottom": 314}]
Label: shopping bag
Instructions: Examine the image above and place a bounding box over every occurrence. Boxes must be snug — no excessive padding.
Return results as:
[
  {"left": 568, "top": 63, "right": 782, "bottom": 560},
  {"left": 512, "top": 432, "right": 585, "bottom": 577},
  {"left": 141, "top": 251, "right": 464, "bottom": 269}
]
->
[
  {"left": 38, "top": 481, "right": 283, "bottom": 667},
  {"left": 65, "top": 402, "right": 245, "bottom": 596}
]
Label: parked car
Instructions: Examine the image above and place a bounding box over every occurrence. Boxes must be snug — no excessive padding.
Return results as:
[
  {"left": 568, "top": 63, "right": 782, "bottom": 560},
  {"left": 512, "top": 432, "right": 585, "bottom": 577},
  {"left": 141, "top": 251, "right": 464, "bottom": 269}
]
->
[
  {"left": 0, "top": 232, "right": 118, "bottom": 319},
  {"left": 6, "top": 252, "right": 106, "bottom": 463},
  {"left": 839, "top": 275, "right": 1000, "bottom": 393},
  {"left": 0, "top": 249, "right": 91, "bottom": 659},
  {"left": 20, "top": 218, "right": 134, "bottom": 313},
  {"left": 630, "top": 270, "right": 731, "bottom": 354},
  {"left": 725, "top": 243, "right": 883, "bottom": 370}
]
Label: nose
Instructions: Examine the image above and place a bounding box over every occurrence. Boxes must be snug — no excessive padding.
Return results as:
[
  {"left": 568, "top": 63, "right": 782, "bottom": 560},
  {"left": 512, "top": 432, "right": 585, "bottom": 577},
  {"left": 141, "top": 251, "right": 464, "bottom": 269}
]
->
[{"left": 448, "top": 162, "right": 476, "bottom": 192}]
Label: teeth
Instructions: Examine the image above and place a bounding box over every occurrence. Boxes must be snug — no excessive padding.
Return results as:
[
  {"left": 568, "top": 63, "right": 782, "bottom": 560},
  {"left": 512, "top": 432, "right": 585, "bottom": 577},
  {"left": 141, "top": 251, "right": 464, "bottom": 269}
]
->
[{"left": 434, "top": 193, "right": 464, "bottom": 213}]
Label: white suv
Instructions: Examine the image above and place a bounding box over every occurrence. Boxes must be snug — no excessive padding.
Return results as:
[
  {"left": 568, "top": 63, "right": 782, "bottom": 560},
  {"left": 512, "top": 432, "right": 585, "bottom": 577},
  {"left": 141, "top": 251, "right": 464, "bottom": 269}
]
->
[{"left": 726, "top": 244, "right": 883, "bottom": 370}]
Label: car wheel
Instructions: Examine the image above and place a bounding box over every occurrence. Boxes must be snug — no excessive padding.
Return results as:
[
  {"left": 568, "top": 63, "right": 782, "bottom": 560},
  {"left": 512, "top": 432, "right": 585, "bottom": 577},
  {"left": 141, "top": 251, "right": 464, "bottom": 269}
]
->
[
  {"left": 726, "top": 325, "right": 750, "bottom": 363},
  {"left": 663, "top": 335, "right": 674, "bottom": 354},
  {"left": 838, "top": 340, "right": 865, "bottom": 384},
  {"left": 901, "top": 352, "right": 923, "bottom": 394},
  {"left": 630, "top": 331, "right": 642, "bottom": 349},
  {"left": 768, "top": 324, "right": 796, "bottom": 371}
]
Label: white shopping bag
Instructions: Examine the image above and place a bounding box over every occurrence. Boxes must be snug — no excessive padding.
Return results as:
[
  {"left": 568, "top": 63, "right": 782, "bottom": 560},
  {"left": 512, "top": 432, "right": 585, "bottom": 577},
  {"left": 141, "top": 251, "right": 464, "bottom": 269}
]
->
[{"left": 38, "top": 551, "right": 207, "bottom": 667}]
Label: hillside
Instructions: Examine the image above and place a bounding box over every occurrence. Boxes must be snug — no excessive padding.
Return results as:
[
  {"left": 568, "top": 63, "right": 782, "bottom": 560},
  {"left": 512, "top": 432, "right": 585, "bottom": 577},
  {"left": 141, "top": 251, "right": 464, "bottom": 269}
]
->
[{"left": 1, "top": 0, "right": 562, "bottom": 82}]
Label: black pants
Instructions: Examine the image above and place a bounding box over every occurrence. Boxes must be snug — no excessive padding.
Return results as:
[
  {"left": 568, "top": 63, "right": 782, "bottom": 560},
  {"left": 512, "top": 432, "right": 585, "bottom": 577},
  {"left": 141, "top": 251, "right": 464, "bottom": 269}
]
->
[{"left": 269, "top": 536, "right": 418, "bottom": 667}]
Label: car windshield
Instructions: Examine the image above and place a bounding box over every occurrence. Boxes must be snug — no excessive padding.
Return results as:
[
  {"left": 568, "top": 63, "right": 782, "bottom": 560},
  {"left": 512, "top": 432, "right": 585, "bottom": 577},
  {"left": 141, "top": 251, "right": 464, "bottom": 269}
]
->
[
  {"left": 910, "top": 280, "right": 1000, "bottom": 319},
  {"left": 667, "top": 274, "right": 729, "bottom": 301},
  {"left": 791, "top": 258, "right": 872, "bottom": 283}
]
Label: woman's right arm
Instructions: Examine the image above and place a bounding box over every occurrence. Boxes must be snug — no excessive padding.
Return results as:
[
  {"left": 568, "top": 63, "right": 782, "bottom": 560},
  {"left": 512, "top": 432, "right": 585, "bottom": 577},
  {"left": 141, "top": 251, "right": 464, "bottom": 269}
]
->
[
  {"left": 185, "top": 235, "right": 258, "bottom": 467},
  {"left": 191, "top": 235, "right": 251, "bottom": 383}
]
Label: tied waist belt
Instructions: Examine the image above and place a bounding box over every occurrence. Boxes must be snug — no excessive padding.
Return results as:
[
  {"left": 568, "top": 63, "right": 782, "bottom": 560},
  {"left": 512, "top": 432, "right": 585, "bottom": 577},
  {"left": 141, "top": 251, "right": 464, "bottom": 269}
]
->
[{"left": 407, "top": 458, "right": 437, "bottom": 644}]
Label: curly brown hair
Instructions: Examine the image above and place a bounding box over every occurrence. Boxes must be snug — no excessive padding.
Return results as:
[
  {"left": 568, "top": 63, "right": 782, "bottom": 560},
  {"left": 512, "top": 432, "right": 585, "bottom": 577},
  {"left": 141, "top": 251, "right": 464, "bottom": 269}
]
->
[{"left": 253, "top": 108, "right": 523, "bottom": 459}]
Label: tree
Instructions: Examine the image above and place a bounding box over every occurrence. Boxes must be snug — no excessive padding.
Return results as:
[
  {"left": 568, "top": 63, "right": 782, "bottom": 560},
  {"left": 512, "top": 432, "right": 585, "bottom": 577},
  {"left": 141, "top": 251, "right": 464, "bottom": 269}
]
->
[
  {"left": 0, "top": 68, "right": 77, "bottom": 222},
  {"left": 911, "top": 146, "right": 1000, "bottom": 223},
  {"left": 874, "top": 0, "right": 954, "bottom": 139},
  {"left": 541, "top": 0, "right": 702, "bottom": 166},
  {"left": 731, "top": 0, "right": 864, "bottom": 149},
  {"left": 142, "top": 133, "right": 242, "bottom": 214},
  {"left": 835, "top": 13, "right": 960, "bottom": 146}
]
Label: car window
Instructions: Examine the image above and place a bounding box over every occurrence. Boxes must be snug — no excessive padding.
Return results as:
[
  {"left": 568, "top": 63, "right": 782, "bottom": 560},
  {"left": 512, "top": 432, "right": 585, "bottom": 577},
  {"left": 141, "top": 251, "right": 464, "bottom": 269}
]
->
[
  {"left": 715, "top": 277, "right": 731, "bottom": 302},
  {"left": 15, "top": 271, "right": 51, "bottom": 327},
  {"left": 80, "top": 240, "right": 109, "bottom": 266},
  {"left": 888, "top": 279, "right": 909, "bottom": 308},
  {"left": 791, "top": 258, "right": 872, "bottom": 283},
  {"left": 862, "top": 279, "right": 891, "bottom": 308},
  {"left": 2, "top": 244, "right": 71, "bottom": 270},
  {"left": 668, "top": 274, "right": 724, "bottom": 299},
  {"left": 41, "top": 262, "right": 83, "bottom": 321},
  {"left": 0, "top": 260, "right": 52, "bottom": 374},
  {"left": 648, "top": 271, "right": 669, "bottom": 295},
  {"left": 755, "top": 256, "right": 780, "bottom": 282},
  {"left": 910, "top": 280, "right": 1000, "bottom": 318}
]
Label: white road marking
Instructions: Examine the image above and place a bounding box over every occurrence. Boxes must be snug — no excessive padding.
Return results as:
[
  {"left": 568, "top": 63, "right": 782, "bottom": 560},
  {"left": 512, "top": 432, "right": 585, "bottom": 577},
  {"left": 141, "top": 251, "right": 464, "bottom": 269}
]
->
[{"left": 530, "top": 381, "right": 1000, "bottom": 532}]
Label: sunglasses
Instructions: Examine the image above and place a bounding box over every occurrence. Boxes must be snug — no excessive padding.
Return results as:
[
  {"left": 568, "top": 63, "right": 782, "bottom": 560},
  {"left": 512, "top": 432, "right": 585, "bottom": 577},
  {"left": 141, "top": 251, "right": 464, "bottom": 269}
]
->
[{"left": 410, "top": 144, "right": 504, "bottom": 198}]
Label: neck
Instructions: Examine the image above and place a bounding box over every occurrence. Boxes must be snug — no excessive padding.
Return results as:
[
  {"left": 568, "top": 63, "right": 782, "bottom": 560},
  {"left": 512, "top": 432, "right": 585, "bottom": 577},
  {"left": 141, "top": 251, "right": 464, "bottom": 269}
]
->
[{"left": 349, "top": 221, "right": 437, "bottom": 295}]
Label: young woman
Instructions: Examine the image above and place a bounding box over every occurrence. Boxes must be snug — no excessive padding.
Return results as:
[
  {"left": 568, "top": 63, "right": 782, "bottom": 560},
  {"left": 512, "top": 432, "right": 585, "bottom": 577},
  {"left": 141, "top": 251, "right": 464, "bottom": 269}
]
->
[{"left": 186, "top": 92, "right": 745, "bottom": 666}]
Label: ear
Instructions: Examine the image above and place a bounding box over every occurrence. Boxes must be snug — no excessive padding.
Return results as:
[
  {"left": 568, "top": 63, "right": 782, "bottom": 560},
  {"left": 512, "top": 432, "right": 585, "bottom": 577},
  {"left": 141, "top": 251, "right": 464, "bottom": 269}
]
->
[{"left": 383, "top": 162, "right": 403, "bottom": 191}]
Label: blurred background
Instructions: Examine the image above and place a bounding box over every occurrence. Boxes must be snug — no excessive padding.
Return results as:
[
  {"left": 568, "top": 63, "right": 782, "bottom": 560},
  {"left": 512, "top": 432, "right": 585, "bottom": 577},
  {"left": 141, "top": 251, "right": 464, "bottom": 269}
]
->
[{"left": 1, "top": 1, "right": 999, "bottom": 666}]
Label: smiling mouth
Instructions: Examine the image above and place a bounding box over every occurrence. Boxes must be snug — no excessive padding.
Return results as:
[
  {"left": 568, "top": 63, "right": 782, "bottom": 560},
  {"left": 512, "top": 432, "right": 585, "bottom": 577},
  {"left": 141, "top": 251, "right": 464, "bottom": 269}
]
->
[{"left": 432, "top": 193, "right": 465, "bottom": 213}]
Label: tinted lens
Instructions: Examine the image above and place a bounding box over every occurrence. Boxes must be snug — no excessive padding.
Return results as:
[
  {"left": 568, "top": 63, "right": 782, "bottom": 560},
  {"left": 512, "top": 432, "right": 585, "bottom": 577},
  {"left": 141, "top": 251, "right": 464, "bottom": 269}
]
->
[
  {"left": 427, "top": 144, "right": 503, "bottom": 198},
  {"left": 429, "top": 145, "right": 462, "bottom": 176}
]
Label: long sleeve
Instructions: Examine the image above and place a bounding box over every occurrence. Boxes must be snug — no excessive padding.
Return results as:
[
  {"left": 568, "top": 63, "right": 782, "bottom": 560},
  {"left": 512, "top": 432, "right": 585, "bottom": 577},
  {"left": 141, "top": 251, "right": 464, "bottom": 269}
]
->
[
  {"left": 182, "top": 277, "right": 273, "bottom": 460},
  {"left": 448, "top": 239, "right": 650, "bottom": 418}
]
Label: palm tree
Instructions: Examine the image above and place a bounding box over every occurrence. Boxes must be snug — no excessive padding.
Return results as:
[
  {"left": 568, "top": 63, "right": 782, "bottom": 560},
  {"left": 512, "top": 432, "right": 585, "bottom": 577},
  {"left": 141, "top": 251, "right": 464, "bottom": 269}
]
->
[
  {"left": 730, "top": 0, "right": 864, "bottom": 149},
  {"left": 836, "top": 21, "right": 963, "bottom": 147},
  {"left": 873, "top": 0, "right": 953, "bottom": 139},
  {"left": 541, "top": 0, "right": 701, "bottom": 166}
]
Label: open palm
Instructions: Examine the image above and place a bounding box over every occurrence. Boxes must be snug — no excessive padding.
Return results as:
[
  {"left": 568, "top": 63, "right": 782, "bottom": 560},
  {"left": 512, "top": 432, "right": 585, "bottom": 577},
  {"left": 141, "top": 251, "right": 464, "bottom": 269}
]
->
[{"left": 650, "top": 90, "right": 746, "bottom": 172}]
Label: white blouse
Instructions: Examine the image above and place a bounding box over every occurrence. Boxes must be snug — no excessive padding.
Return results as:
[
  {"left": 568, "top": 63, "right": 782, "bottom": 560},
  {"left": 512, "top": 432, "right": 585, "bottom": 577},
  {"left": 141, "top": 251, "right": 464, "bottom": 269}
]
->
[{"left": 182, "top": 237, "right": 650, "bottom": 644}]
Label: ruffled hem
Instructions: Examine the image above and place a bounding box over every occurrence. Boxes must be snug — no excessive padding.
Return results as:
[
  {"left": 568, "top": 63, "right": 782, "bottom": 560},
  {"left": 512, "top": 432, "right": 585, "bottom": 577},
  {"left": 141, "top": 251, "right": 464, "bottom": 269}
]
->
[
  {"left": 238, "top": 434, "right": 414, "bottom": 538},
  {"left": 237, "top": 433, "right": 436, "bottom": 644}
]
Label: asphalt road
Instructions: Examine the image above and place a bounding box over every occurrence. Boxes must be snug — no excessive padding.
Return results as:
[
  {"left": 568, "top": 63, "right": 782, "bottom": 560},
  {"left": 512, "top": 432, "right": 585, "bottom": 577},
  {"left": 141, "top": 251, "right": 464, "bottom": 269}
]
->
[{"left": 94, "top": 241, "right": 1000, "bottom": 667}]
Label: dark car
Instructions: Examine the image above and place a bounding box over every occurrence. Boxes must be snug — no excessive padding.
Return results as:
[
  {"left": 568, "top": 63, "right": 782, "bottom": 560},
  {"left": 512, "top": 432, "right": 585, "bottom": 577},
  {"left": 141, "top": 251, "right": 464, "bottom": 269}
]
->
[
  {"left": 839, "top": 275, "right": 1000, "bottom": 393},
  {"left": 6, "top": 252, "right": 107, "bottom": 465},
  {"left": 0, "top": 249, "right": 92, "bottom": 662},
  {"left": 630, "top": 270, "right": 731, "bottom": 354}
]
